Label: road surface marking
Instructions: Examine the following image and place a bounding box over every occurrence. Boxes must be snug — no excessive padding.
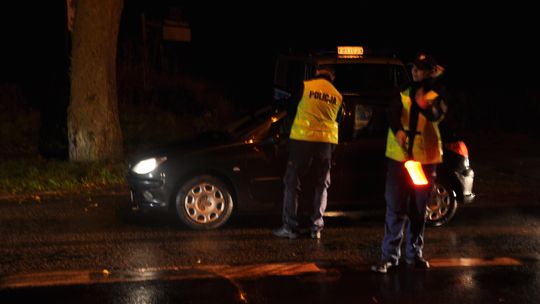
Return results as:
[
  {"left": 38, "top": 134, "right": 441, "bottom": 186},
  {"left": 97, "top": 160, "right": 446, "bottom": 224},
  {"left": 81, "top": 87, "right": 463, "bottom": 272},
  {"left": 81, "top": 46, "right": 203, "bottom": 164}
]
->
[
  {"left": 0, "top": 262, "right": 322, "bottom": 289},
  {"left": 0, "top": 257, "right": 524, "bottom": 289},
  {"left": 429, "top": 257, "right": 522, "bottom": 267}
]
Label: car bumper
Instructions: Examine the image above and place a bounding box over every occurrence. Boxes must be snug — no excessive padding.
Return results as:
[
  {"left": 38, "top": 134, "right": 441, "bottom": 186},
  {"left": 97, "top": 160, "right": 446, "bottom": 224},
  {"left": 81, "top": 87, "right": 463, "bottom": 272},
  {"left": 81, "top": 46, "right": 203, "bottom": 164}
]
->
[
  {"left": 457, "top": 168, "right": 475, "bottom": 204},
  {"left": 463, "top": 193, "right": 475, "bottom": 204},
  {"left": 127, "top": 175, "right": 171, "bottom": 210}
]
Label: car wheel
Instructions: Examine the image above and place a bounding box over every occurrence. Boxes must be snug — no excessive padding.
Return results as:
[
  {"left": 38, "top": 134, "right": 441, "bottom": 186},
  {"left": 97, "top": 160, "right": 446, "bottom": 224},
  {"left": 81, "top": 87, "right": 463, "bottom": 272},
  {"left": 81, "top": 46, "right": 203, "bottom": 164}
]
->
[
  {"left": 425, "top": 182, "right": 458, "bottom": 227},
  {"left": 175, "top": 175, "right": 234, "bottom": 230}
]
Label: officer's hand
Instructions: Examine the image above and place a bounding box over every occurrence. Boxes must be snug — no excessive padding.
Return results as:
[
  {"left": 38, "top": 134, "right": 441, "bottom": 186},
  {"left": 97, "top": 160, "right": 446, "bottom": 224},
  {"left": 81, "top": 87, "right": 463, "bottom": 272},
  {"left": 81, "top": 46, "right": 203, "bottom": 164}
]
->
[
  {"left": 415, "top": 88, "right": 439, "bottom": 110},
  {"left": 396, "top": 130, "right": 407, "bottom": 148},
  {"left": 415, "top": 88, "right": 429, "bottom": 109}
]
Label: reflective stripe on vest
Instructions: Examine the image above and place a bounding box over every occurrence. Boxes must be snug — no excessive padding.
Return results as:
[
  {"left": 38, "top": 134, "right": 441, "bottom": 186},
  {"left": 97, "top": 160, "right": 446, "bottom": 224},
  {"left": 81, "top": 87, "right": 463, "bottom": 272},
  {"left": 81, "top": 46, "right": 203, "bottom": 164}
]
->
[
  {"left": 290, "top": 78, "right": 343, "bottom": 144},
  {"left": 385, "top": 88, "right": 443, "bottom": 164}
]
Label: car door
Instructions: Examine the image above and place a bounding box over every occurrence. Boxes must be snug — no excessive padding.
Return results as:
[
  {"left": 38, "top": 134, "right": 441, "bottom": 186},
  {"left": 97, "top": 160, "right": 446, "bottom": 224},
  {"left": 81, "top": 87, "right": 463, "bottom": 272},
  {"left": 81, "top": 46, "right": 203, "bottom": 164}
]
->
[
  {"left": 329, "top": 99, "right": 389, "bottom": 207},
  {"left": 240, "top": 111, "right": 289, "bottom": 207},
  {"left": 328, "top": 62, "right": 408, "bottom": 208}
]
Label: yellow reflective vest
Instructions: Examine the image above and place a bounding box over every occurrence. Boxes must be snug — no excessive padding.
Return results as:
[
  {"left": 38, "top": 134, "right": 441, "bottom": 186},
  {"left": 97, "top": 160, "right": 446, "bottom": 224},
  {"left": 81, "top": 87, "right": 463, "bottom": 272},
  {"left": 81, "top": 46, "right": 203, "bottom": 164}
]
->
[
  {"left": 290, "top": 78, "right": 343, "bottom": 144},
  {"left": 385, "top": 87, "right": 443, "bottom": 164}
]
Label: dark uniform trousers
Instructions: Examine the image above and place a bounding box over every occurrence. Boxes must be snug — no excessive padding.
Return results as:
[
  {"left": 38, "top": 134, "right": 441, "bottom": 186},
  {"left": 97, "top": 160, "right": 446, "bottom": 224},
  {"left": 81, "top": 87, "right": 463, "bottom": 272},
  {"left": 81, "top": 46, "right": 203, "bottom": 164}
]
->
[
  {"left": 282, "top": 139, "right": 334, "bottom": 232},
  {"left": 381, "top": 159, "right": 437, "bottom": 264}
]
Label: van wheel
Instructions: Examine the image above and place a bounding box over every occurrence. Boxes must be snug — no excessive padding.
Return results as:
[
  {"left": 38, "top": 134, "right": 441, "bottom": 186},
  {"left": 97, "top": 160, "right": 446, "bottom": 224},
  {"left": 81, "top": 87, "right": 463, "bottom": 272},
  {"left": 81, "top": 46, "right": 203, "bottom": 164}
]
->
[
  {"left": 175, "top": 175, "right": 234, "bottom": 230},
  {"left": 426, "top": 182, "right": 458, "bottom": 227}
]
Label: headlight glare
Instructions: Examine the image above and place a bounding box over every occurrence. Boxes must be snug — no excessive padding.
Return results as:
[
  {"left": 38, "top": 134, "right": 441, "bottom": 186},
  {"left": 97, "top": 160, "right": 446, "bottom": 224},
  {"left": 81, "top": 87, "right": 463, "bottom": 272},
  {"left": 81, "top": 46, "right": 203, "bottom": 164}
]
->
[{"left": 132, "top": 157, "right": 167, "bottom": 174}]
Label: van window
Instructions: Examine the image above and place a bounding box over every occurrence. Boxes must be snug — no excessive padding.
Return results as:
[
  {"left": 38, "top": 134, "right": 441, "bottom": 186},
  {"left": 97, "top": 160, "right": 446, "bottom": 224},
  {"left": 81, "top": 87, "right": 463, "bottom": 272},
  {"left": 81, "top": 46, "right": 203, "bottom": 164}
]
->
[{"left": 334, "top": 64, "right": 407, "bottom": 93}]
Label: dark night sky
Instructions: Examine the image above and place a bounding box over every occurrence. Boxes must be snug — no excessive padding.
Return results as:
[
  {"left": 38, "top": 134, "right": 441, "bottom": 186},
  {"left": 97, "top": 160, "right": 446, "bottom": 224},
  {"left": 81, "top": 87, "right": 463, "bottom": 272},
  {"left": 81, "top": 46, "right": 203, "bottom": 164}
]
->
[
  {"left": 187, "top": 3, "right": 539, "bottom": 90},
  {"left": 0, "top": 1, "right": 537, "bottom": 159},
  {"left": 2, "top": 2, "right": 539, "bottom": 94}
]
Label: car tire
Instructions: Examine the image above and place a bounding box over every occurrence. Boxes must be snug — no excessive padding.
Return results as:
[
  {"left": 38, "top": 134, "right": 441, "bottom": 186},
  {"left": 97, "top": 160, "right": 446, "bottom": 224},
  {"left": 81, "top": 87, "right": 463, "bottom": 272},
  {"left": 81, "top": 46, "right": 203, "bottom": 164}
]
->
[
  {"left": 175, "top": 175, "right": 234, "bottom": 230},
  {"left": 426, "top": 182, "right": 458, "bottom": 227}
]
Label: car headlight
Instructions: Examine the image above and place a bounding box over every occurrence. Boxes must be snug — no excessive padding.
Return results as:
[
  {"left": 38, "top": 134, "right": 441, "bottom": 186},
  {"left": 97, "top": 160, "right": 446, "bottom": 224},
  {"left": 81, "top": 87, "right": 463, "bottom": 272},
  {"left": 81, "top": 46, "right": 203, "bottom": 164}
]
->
[{"left": 132, "top": 157, "right": 167, "bottom": 174}]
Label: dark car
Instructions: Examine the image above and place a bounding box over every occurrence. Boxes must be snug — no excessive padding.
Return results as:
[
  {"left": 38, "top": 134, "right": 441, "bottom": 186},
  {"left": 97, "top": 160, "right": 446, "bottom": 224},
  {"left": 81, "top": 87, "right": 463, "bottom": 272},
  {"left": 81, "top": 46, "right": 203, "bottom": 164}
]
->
[
  {"left": 127, "top": 47, "right": 475, "bottom": 229},
  {"left": 127, "top": 106, "right": 474, "bottom": 229}
]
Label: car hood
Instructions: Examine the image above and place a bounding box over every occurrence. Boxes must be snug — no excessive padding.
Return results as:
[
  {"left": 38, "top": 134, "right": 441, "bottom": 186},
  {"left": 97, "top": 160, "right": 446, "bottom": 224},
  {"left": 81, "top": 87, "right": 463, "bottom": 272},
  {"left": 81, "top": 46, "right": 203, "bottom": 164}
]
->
[
  {"left": 129, "top": 105, "right": 284, "bottom": 164},
  {"left": 130, "top": 131, "right": 243, "bottom": 161}
]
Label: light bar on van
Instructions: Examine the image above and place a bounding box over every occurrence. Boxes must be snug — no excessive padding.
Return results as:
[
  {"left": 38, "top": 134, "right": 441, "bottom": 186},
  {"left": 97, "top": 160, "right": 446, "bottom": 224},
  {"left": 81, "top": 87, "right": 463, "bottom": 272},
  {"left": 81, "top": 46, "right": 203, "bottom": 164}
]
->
[{"left": 337, "top": 46, "right": 364, "bottom": 58}]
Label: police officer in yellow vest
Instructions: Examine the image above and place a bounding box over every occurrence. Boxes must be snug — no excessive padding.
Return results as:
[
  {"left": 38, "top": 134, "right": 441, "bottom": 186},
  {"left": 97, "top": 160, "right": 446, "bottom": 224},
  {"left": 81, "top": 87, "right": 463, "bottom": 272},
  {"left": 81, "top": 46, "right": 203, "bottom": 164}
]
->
[
  {"left": 372, "top": 53, "right": 448, "bottom": 273},
  {"left": 273, "top": 65, "right": 343, "bottom": 240}
]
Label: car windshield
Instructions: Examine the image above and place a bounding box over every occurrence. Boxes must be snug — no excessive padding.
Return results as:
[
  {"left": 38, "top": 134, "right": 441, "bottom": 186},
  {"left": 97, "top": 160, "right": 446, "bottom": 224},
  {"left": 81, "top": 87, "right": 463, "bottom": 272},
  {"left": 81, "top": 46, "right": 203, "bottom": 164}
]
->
[
  {"left": 226, "top": 106, "right": 286, "bottom": 140},
  {"left": 333, "top": 63, "right": 407, "bottom": 93}
]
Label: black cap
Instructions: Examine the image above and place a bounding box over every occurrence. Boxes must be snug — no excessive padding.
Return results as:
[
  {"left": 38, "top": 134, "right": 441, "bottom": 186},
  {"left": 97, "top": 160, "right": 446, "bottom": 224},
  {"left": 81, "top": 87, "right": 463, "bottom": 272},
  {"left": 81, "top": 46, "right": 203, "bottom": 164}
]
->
[{"left": 411, "top": 53, "right": 438, "bottom": 71}]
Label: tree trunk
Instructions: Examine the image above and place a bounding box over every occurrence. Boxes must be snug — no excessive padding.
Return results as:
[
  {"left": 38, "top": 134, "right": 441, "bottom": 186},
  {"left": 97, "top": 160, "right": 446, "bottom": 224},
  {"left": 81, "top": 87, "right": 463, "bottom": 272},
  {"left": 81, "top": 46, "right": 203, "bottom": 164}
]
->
[{"left": 68, "top": 0, "right": 124, "bottom": 161}]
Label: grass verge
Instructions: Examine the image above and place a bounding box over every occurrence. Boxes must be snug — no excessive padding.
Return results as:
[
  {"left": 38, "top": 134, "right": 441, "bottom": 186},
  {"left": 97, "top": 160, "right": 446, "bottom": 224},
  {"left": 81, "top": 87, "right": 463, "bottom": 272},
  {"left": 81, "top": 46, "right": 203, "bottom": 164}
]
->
[{"left": 0, "top": 158, "right": 127, "bottom": 196}]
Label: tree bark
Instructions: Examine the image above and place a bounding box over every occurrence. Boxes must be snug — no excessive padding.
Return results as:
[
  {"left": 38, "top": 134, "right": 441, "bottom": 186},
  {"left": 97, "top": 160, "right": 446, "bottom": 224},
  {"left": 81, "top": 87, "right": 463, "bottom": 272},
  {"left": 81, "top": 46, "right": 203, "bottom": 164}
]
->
[{"left": 68, "top": 0, "right": 124, "bottom": 161}]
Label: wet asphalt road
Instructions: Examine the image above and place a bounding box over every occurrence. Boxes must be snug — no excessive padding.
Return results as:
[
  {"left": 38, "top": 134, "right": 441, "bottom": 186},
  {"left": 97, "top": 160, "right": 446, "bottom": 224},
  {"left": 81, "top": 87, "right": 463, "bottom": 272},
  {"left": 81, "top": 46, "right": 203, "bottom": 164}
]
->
[
  {"left": 2, "top": 261, "right": 540, "bottom": 304},
  {"left": 1, "top": 186, "right": 539, "bottom": 303},
  {"left": 1, "top": 132, "right": 540, "bottom": 303}
]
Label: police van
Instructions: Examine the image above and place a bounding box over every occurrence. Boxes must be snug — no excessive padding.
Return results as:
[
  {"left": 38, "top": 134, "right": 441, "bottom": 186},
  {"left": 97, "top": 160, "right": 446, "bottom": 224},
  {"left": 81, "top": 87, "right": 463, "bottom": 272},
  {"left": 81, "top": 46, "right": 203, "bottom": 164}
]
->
[
  {"left": 273, "top": 46, "right": 474, "bottom": 226},
  {"left": 274, "top": 46, "right": 408, "bottom": 142}
]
